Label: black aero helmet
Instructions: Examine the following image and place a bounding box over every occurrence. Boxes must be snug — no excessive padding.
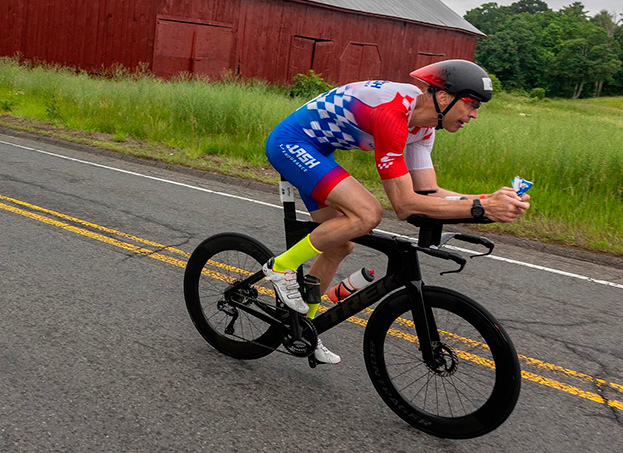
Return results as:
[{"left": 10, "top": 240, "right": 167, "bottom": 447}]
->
[
  {"left": 410, "top": 59, "right": 493, "bottom": 102},
  {"left": 410, "top": 59, "right": 493, "bottom": 130}
]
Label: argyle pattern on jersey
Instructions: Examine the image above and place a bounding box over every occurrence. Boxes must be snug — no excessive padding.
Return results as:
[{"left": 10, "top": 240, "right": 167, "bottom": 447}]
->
[{"left": 301, "top": 86, "right": 360, "bottom": 149}]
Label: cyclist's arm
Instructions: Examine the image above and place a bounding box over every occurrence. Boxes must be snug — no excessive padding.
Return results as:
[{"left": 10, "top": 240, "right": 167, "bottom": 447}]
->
[
  {"left": 383, "top": 174, "right": 473, "bottom": 220},
  {"left": 383, "top": 173, "right": 531, "bottom": 222},
  {"left": 410, "top": 168, "right": 518, "bottom": 199}
]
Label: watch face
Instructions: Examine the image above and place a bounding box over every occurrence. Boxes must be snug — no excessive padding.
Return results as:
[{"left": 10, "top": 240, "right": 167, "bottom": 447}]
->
[
  {"left": 471, "top": 200, "right": 485, "bottom": 218},
  {"left": 472, "top": 206, "right": 485, "bottom": 218}
]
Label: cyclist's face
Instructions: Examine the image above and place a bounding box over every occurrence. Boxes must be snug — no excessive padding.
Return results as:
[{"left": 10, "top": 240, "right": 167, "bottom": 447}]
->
[{"left": 442, "top": 96, "right": 479, "bottom": 132}]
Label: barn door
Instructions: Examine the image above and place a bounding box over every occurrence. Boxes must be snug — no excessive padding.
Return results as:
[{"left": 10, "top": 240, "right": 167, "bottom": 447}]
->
[
  {"left": 153, "top": 17, "right": 232, "bottom": 79},
  {"left": 339, "top": 43, "right": 382, "bottom": 83},
  {"left": 193, "top": 25, "right": 233, "bottom": 77},
  {"left": 288, "top": 36, "right": 315, "bottom": 81},
  {"left": 287, "top": 36, "right": 335, "bottom": 83},
  {"left": 312, "top": 41, "right": 335, "bottom": 82}
]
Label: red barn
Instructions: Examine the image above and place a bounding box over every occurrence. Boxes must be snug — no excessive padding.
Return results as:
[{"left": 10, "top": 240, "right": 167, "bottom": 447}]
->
[{"left": 0, "top": 0, "right": 484, "bottom": 84}]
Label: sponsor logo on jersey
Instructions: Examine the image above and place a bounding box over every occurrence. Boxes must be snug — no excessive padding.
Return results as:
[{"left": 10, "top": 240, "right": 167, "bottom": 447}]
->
[
  {"left": 365, "top": 80, "right": 390, "bottom": 89},
  {"left": 282, "top": 144, "right": 322, "bottom": 170}
]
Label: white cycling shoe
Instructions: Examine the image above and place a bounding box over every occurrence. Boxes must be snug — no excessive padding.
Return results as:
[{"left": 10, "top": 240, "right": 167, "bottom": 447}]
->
[
  {"left": 263, "top": 258, "right": 309, "bottom": 314},
  {"left": 314, "top": 338, "right": 341, "bottom": 365}
]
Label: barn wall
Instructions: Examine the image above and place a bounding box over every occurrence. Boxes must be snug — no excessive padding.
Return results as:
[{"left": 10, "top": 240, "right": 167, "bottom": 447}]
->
[
  {"left": 0, "top": 0, "right": 478, "bottom": 84},
  {"left": 236, "top": 0, "right": 477, "bottom": 84},
  {"left": 0, "top": 0, "right": 156, "bottom": 70}
]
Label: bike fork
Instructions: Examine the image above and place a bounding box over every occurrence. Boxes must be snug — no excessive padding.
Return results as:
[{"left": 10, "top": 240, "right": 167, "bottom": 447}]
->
[{"left": 405, "top": 281, "right": 441, "bottom": 369}]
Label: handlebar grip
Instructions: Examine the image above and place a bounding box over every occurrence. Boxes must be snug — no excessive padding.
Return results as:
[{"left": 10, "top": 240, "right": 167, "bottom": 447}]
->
[
  {"left": 455, "top": 234, "right": 494, "bottom": 248},
  {"left": 420, "top": 247, "right": 466, "bottom": 267},
  {"left": 454, "top": 234, "right": 495, "bottom": 257}
]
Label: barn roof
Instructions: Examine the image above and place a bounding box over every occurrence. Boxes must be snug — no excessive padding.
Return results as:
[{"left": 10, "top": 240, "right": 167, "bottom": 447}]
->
[{"left": 303, "top": 0, "right": 484, "bottom": 36}]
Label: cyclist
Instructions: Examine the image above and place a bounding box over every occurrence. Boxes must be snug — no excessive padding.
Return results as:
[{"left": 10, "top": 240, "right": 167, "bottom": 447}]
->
[{"left": 263, "top": 59, "right": 531, "bottom": 364}]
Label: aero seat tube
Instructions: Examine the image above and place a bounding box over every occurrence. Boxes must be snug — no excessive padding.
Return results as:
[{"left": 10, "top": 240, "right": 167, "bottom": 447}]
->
[{"left": 280, "top": 177, "right": 300, "bottom": 248}]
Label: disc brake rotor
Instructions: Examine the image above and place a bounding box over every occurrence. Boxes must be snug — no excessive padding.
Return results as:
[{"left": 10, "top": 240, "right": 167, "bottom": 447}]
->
[{"left": 432, "top": 342, "right": 459, "bottom": 377}]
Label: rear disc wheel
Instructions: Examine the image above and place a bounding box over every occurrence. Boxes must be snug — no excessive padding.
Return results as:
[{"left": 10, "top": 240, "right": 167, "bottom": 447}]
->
[{"left": 184, "top": 233, "right": 282, "bottom": 359}]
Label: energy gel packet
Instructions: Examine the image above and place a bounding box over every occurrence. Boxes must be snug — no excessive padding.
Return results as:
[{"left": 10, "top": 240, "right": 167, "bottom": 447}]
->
[{"left": 512, "top": 176, "right": 533, "bottom": 196}]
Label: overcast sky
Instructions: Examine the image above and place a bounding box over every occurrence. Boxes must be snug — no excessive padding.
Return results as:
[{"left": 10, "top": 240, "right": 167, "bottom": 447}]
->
[{"left": 441, "top": 0, "right": 622, "bottom": 17}]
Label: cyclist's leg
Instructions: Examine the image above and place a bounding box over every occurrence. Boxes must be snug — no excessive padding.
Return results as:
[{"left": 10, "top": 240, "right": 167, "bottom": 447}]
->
[
  {"left": 307, "top": 207, "right": 355, "bottom": 296},
  {"left": 302, "top": 180, "right": 381, "bottom": 365},
  {"left": 266, "top": 122, "right": 382, "bottom": 296},
  {"left": 265, "top": 117, "right": 357, "bottom": 271},
  {"left": 264, "top": 122, "right": 345, "bottom": 313},
  {"left": 308, "top": 176, "right": 383, "bottom": 252}
]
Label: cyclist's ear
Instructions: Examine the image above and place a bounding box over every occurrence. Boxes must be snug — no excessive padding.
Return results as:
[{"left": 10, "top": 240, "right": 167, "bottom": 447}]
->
[{"left": 436, "top": 90, "right": 452, "bottom": 108}]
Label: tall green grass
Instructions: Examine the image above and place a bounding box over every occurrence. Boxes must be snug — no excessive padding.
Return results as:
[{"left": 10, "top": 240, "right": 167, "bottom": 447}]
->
[
  {"left": 0, "top": 59, "right": 300, "bottom": 164},
  {"left": 0, "top": 58, "right": 621, "bottom": 254}
]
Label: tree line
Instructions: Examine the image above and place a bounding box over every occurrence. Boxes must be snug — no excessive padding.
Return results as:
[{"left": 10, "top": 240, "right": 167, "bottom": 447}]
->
[{"left": 466, "top": 1, "right": 622, "bottom": 98}]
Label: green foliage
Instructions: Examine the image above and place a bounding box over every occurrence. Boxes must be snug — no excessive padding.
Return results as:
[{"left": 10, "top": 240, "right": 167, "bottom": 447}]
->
[
  {"left": 289, "top": 70, "right": 334, "bottom": 99},
  {"left": 0, "top": 97, "right": 15, "bottom": 112},
  {"left": 468, "top": 1, "right": 623, "bottom": 98},
  {"left": 45, "top": 94, "right": 63, "bottom": 121},
  {"left": 489, "top": 73, "right": 503, "bottom": 93},
  {"left": 529, "top": 87, "right": 546, "bottom": 99},
  {"left": 465, "top": 2, "right": 514, "bottom": 36}
]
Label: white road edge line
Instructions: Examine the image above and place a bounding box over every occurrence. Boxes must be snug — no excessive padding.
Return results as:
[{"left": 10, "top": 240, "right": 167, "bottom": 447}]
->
[{"left": 3, "top": 139, "right": 622, "bottom": 290}]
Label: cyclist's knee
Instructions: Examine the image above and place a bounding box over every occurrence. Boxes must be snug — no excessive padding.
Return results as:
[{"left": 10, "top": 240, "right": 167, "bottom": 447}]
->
[{"left": 353, "top": 201, "right": 383, "bottom": 234}]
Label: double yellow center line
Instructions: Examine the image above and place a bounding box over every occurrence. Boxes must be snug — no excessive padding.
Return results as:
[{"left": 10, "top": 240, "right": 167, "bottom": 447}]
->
[{"left": 1, "top": 194, "right": 621, "bottom": 412}]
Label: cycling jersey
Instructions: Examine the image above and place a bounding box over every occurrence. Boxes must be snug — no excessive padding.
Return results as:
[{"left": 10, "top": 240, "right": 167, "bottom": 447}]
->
[{"left": 266, "top": 81, "right": 435, "bottom": 211}]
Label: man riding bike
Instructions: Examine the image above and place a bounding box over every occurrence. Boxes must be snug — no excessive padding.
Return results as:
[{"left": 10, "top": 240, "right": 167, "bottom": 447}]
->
[{"left": 263, "top": 59, "right": 531, "bottom": 364}]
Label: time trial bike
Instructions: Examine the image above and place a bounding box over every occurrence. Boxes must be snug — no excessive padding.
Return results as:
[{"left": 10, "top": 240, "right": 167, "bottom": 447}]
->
[{"left": 183, "top": 181, "right": 521, "bottom": 439}]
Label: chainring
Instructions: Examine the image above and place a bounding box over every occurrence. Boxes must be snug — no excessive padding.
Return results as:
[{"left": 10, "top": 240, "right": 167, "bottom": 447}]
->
[{"left": 282, "top": 316, "right": 318, "bottom": 357}]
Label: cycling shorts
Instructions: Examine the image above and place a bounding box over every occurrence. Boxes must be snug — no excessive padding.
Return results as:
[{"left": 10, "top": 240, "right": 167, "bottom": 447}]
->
[{"left": 266, "top": 114, "right": 350, "bottom": 212}]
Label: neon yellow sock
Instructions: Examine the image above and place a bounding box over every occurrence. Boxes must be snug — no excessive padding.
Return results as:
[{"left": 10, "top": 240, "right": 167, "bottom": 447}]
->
[
  {"left": 273, "top": 234, "right": 321, "bottom": 272},
  {"left": 306, "top": 304, "right": 320, "bottom": 320}
]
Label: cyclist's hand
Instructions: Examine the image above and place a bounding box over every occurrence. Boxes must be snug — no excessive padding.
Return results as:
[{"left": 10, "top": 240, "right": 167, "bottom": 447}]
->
[
  {"left": 481, "top": 190, "right": 530, "bottom": 223},
  {"left": 489, "top": 186, "right": 516, "bottom": 197}
]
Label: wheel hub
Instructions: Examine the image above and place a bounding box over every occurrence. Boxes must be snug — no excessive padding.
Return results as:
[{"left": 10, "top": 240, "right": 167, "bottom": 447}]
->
[
  {"left": 431, "top": 342, "right": 459, "bottom": 376},
  {"left": 230, "top": 283, "right": 258, "bottom": 305}
]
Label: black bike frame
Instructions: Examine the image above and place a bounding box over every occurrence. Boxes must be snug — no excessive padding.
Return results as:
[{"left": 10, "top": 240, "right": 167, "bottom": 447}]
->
[
  {"left": 222, "top": 179, "right": 496, "bottom": 367},
  {"left": 281, "top": 183, "right": 442, "bottom": 367},
  {"left": 222, "top": 179, "right": 493, "bottom": 368},
  {"left": 222, "top": 189, "right": 441, "bottom": 366}
]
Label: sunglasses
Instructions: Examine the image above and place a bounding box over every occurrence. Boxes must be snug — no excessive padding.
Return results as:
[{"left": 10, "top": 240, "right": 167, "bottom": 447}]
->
[{"left": 461, "top": 97, "right": 482, "bottom": 109}]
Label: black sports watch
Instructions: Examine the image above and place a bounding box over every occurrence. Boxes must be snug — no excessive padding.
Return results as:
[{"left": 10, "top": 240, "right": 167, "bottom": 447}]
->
[{"left": 471, "top": 199, "right": 485, "bottom": 219}]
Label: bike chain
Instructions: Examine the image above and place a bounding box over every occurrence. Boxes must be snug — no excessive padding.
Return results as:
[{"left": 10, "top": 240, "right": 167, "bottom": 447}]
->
[{"left": 224, "top": 303, "right": 316, "bottom": 358}]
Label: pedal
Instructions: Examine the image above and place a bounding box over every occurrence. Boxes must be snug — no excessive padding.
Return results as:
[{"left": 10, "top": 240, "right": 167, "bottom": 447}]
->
[{"left": 308, "top": 355, "right": 318, "bottom": 368}]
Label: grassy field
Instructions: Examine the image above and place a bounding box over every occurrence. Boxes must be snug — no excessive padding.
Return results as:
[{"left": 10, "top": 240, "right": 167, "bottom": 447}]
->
[{"left": 1, "top": 58, "right": 621, "bottom": 255}]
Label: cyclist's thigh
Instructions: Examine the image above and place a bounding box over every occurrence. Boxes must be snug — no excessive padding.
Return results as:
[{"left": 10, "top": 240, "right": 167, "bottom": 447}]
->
[
  {"left": 267, "top": 118, "right": 350, "bottom": 212},
  {"left": 324, "top": 176, "right": 382, "bottom": 218},
  {"left": 310, "top": 206, "right": 344, "bottom": 223}
]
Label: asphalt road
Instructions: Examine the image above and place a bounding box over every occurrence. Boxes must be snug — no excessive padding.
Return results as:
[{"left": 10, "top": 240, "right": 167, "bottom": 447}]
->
[{"left": 1, "top": 131, "right": 622, "bottom": 453}]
